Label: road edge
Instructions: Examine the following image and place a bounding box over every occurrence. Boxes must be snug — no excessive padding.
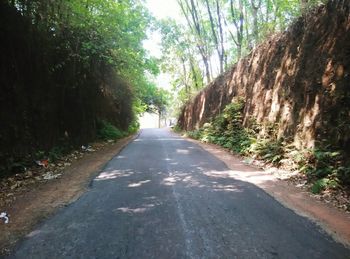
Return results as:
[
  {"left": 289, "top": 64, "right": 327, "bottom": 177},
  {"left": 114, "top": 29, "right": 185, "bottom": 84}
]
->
[
  {"left": 176, "top": 132, "right": 350, "bottom": 248},
  {"left": 0, "top": 133, "right": 138, "bottom": 256}
]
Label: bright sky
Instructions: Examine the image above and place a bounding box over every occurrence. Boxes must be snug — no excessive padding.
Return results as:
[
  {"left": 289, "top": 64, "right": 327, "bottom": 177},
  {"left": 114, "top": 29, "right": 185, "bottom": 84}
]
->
[
  {"left": 143, "top": 0, "right": 183, "bottom": 90},
  {"left": 145, "top": 0, "right": 183, "bottom": 22}
]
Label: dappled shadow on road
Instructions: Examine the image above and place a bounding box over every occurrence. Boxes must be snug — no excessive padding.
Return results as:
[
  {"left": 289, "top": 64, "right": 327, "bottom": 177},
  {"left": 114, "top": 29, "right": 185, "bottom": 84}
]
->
[
  {"left": 95, "top": 169, "right": 135, "bottom": 181},
  {"left": 113, "top": 195, "right": 163, "bottom": 216},
  {"left": 92, "top": 131, "right": 276, "bottom": 217},
  {"left": 94, "top": 128, "right": 270, "bottom": 193},
  {"left": 86, "top": 130, "right": 349, "bottom": 258},
  {"left": 9, "top": 129, "right": 349, "bottom": 259},
  {"left": 92, "top": 154, "right": 343, "bottom": 257},
  {"left": 133, "top": 138, "right": 188, "bottom": 142},
  {"left": 114, "top": 202, "right": 157, "bottom": 214}
]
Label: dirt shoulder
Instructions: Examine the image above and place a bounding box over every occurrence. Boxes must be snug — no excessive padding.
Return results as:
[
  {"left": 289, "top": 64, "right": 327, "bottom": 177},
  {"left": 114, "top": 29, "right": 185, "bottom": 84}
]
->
[
  {"left": 183, "top": 135, "right": 350, "bottom": 248},
  {"left": 0, "top": 134, "right": 136, "bottom": 255}
]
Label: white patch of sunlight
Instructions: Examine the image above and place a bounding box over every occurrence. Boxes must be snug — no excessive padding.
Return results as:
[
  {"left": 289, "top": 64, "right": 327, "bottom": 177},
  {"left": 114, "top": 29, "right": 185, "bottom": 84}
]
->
[
  {"left": 128, "top": 180, "right": 151, "bottom": 188},
  {"left": 162, "top": 176, "right": 181, "bottom": 186},
  {"left": 204, "top": 169, "right": 276, "bottom": 185},
  {"left": 176, "top": 149, "right": 189, "bottom": 154},
  {"left": 115, "top": 203, "right": 156, "bottom": 214},
  {"left": 95, "top": 170, "right": 134, "bottom": 181},
  {"left": 212, "top": 184, "right": 242, "bottom": 193}
]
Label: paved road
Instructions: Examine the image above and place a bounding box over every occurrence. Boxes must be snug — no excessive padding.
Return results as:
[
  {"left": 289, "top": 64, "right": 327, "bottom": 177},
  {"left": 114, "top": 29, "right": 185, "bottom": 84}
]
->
[{"left": 11, "top": 129, "right": 349, "bottom": 258}]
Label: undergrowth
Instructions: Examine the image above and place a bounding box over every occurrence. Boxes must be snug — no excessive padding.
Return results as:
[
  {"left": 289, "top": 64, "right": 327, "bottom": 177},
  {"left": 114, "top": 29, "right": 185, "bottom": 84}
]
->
[
  {"left": 185, "top": 99, "right": 350, "bottom": 193},
  {"left": 97, "top": 120, "right": 128, "bottom": 140},
  {"left": 0, "top": 119, "right": 138, "bottom": 179}
]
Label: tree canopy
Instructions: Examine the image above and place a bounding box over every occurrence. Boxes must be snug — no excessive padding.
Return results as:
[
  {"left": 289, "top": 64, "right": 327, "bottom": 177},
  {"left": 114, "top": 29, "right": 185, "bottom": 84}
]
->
[
  {"left": 159, "top": 0, "right": 326, "bottom": 108},
  {"left": 7, "top": 0, "right": 164, "bottom": 113},
  {"left": 0, "top": 0, "right": 166, "bottom": 173}
]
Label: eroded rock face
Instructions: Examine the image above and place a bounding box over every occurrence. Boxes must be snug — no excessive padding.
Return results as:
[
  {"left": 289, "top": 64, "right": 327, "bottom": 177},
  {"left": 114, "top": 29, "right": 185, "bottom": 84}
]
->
[{"left": 178, "top": 0, "right": 350, "bottom": 151}]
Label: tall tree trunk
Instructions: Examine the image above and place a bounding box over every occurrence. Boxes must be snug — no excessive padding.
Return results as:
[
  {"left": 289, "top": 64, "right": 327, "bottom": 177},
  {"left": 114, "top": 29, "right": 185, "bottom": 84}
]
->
[
  {"left": 205, "top": 0, "right": 220, "bottom": 72},
  {"left": 178, "top": 0, "right": 211, "bottom": 83},
  {"left": 229, "top": 0, "right": 244, "bottom": 59},
  {"left": 203, "top": 56, "right": 211, "bottom": 84},
  {"left": 189, "top": 57, "right": 200, "bottom": 90},
  {"left": 216, "top": 0, "right": 225, "bottom": 73},
  {"left": 300, "top": 0, "right": 308, "bottom": 14},
  {"left": 158, "top": 110, "right": 161, "bottom": 128},
  {"left": 181, "top": 57, "right": 189, "bottom": 94},
  {"left": 250, "top": 0, "right": 262, "bottom": 45}
]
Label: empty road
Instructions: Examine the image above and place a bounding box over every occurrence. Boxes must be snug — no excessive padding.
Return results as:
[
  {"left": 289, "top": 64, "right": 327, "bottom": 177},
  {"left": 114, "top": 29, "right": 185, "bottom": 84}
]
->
[{"left": 11, "top": 128, "right": 349, "bottom": 258}]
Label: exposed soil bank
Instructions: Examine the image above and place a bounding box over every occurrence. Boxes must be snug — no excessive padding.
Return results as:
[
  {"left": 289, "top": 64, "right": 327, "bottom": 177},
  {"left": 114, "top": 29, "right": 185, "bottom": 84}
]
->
[
  {"left": 0, "top": 134, "right": 136, "bottom": 255},
  {"left": 178, "top": 1, "right": 350, "bottom": 151}
]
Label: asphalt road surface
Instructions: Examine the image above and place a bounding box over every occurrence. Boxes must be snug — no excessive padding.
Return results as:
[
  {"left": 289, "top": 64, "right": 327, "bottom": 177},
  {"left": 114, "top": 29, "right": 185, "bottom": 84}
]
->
[{"left": 11, "top": 128, "right": 350, "bottom": 258}]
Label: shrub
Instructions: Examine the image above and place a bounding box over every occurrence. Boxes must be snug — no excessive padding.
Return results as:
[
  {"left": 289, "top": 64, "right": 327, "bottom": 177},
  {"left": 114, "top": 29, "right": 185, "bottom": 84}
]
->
[
  {"left": 187, "top": 129, "right": 203, "bottom": 140},
  {"left": 311, "top": 178, "right": 339, "bottom": 194},
  {"left": 98, "top": 120, "right": 126, "bottom": 140},
  {"left": 248, "top": 138, "right": 285, "bottom": 165},
  {"left": 184, "top": 99, "right": 350, "bottom": 188},
  {"left": 48, "top": 146, "right": 64, "bottom": 162},
  {"left": 173, "top": 124, "right": 183, "bottom": 133},
  {"left": 127, "top": 120, "right": 140, "bottom": 134},
  {"left": 293, "top": 147, "right": 350, "bottom": 186}
]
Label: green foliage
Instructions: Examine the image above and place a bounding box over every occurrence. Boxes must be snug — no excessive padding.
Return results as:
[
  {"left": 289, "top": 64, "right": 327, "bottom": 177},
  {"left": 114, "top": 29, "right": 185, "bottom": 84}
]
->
[
  {"left": 187, "top": 129, "right": 203, "bottom": 140},
  {"left": 186, "top": 99, "right": 350, "bottom": 189},
  {"left": 172, "top": 125, "right": 183, "bottom": 133},
  {"left": 139, "top": 83, "right": 170, "bottom": 114},
  {"left": 48, "top": 146, "right": 65, "bottom": 163},
  {"left": 248, "top": 138, "right": 285, "bottom": 165},
  {"left": 98, "top": 121, "right": 127, "bottom": 141},
  {"left": 208, "top": 99, "right": 254, "bottom": 154},
  {"left": 160, "top": 0, "right": 326, "bottom": 110},
  {"left": 127, "top": 120, "right": 140, "bottom": 134},
  {"left": 293, "top": 147, "right": 350, "bottom": 186},
  {"left": 34, "top": 150, "right": 46, "bottom": 160},
  {"left": 311, "top": 178, "right": 338, "bottom": 194},
  {"left": 159, "top": 19, "right": 203, "bottom": 107},
  {"left": 187, "top": 98, "right": 254, "bottom": 154},
  {"left": 0, "top": 155, "right": 27, "bottom": 177},
  {"left": 0, "top": 0, "right": 165, "bottom": 179}
]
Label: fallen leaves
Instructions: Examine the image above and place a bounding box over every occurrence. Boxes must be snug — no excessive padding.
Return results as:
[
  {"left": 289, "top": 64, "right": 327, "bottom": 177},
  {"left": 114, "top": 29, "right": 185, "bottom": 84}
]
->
[
  {"left": 0, "top": 140, "right": 116, "bottom": 210},
  {"left": 289, "top": 173, "right": 350, "bottom": 212}
]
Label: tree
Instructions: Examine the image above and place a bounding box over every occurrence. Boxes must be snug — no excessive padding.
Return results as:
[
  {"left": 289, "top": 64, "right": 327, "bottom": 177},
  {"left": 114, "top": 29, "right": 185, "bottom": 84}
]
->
[
  {"left": 139, "top": 83, "right": 169, "bottom": 127},
  {"left": 159, "top": 19, "right": 204, "bottom": 103},
  {"left": 159, "top": 0, "right": 325, "bottom": 120},
  {"left": 204, "top": 0, "right": 226, "bottom": 73},
  {"left": 0, "top": 0, "right": 164, "bottom": 172},
  {"left": 228, "top": 0, "right": 245, "bottom": 59},
  {"left": 178, "top": 0, "right": 213, "bottom": 83}
]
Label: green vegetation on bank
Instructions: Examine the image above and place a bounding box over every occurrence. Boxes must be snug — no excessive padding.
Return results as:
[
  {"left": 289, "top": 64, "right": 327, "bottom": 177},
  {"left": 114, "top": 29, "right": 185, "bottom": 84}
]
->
[
  {"left": 185, "top": 99, "right": 350, "bottom": 193},
  {"left": 97, "top": 121, "right": 129, "bottom": 141}
]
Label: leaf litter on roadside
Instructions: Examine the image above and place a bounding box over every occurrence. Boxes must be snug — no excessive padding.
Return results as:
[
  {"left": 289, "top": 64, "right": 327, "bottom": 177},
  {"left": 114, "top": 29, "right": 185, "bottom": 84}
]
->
[{"left": 0, "top": 140, "right": 115, "bottom": 209}]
